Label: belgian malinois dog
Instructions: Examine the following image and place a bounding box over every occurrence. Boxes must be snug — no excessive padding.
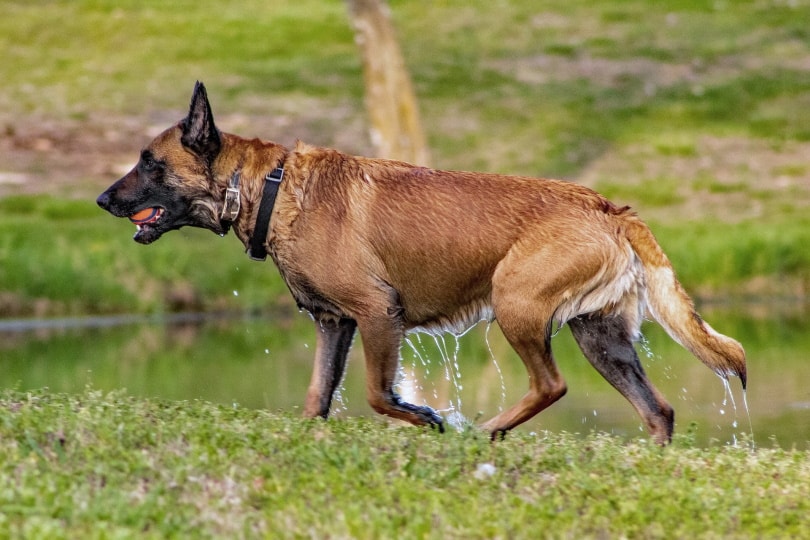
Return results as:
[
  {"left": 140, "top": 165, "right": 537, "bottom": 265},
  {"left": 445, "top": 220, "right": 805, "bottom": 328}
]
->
[{"left": 97, "top": 82, "right": 746, "bottom": 444}]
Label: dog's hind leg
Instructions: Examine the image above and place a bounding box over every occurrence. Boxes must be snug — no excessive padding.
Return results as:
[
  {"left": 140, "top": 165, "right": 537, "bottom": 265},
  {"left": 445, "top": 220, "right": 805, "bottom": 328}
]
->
[
  {"left": 480, "top": 307, "right": 568, "bottom": 438},
  {"left": 304, "top": 316, "right": 357, "bottom": 418},
  {"left": 568, "top": 313, "right": 674, "bottom": 445},
  {"left": 481, "top": 252, "right": 570, "bottom": 438}
]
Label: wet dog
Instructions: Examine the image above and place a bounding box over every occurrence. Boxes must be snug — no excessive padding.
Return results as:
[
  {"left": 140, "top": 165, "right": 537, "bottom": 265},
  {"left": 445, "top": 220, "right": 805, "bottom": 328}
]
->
[{"left": 97, "top": 82, "right": 745, "bottom": 443}]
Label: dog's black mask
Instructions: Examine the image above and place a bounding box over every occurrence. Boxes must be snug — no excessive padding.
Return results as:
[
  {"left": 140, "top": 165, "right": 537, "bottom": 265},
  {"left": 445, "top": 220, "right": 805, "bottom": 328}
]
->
[{"left": 96, "top": 82, "right": 223, "bottom": 244}]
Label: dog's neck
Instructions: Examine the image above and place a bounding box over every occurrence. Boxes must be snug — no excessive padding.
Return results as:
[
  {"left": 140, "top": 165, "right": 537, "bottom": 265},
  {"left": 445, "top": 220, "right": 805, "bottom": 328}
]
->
[{"left": 213, "top": 133, "right": 289, "bottom": 253}]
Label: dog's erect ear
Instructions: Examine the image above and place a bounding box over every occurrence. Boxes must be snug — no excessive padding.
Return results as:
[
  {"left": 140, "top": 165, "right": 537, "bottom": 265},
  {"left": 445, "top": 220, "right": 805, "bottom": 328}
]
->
[{"left": 181, "top": 81, "right": 221, "bottom": 162}]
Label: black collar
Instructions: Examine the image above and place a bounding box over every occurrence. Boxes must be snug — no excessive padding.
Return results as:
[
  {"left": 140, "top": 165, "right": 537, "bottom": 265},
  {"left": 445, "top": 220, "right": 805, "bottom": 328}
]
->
[{"left": 247, "top": 167, "right": 284, "bottom": 261}]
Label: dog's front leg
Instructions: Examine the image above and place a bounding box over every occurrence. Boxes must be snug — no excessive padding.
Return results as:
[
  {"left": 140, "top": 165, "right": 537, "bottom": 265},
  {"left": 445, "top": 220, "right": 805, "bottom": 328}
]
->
[
  {"left": 304, "top": 316, "right": 357, "bottom": 418},
  {"left": 358, "top": 317, "right": 445, "bottom": 432}
]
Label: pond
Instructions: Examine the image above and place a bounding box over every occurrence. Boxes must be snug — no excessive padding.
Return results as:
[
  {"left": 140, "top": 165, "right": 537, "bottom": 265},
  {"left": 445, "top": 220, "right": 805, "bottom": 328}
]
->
[{"left": 1, "top": 303, "right": 808, "bottom": 448}]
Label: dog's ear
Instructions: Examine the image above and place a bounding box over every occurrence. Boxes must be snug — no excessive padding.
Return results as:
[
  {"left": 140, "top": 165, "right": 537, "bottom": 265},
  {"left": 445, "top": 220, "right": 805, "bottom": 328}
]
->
[{"left": 181, "top": 81, "right": 221, "bottom": 162}]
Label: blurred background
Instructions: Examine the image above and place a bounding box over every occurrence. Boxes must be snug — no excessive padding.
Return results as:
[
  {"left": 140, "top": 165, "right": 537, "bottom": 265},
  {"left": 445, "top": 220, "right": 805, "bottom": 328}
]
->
[{"left": 1, "top": 0, "right": 809, "bottom": 447}]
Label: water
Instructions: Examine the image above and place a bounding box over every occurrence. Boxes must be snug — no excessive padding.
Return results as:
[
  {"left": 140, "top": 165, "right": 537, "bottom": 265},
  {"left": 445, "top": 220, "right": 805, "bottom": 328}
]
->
[{"left": 1, "top": 304, "right": 809, "bottom": 448}]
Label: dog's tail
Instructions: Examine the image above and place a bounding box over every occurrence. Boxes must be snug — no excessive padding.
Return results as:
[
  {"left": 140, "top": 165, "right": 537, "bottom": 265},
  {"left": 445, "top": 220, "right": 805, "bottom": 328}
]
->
[{"left": 624, "top": 214, "right": 747, "bottom": 388}]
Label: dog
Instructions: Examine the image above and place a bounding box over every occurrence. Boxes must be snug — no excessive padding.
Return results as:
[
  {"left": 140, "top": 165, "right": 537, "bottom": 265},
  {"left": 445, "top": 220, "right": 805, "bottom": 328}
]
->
[{"left": 97, "top": 82, "right": 745, "bottom": 444}]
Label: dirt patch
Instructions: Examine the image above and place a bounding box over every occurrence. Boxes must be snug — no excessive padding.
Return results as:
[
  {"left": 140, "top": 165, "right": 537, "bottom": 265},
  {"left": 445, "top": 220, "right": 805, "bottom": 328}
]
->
[
  {"left": 0, "top": 112, "right": 146, "bottom": 197},
  {"left": 0, "top": 98, "right": 371, "bottom": 199},
  {"left": 577, "top": 135, "right": 810, "bottom": 222}
]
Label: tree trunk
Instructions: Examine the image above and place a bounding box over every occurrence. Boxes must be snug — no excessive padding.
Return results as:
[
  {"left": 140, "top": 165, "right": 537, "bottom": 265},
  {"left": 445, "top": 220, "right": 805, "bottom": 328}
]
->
[{"left": 346, "top": 0, "right": 431, "bottom": 166}]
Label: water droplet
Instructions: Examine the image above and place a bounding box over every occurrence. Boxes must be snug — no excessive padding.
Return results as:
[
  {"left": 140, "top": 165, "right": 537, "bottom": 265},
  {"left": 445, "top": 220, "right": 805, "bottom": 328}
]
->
[
  {"left": 742, "top": 389, "right": 756, "bottom": 449},
  {"left": 485, "top": 321, "right": 507, "bottom": 411},
  {"left": 638, "top": 333, "right": 655, "bottom": 359},
  {"left": 446, "top": 410, "right": 470, "bottom": 431},
  {"left": 332, "top": 385, "right": 347, "bottom": 414}
]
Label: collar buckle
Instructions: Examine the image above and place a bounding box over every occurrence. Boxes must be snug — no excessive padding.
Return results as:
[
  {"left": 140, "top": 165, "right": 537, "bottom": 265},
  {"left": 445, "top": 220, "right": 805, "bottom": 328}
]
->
[
  {"left": 220, "top": 170, "right": 242, "bottom": 222},
  {"left": 265, "top": 167, "right": 284, "bottom": 184}
]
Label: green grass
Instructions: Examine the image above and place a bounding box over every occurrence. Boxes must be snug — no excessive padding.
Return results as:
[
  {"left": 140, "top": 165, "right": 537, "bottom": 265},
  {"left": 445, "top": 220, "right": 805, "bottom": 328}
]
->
[
  {"left": 595, "top": 177, "right": 685, "bottom": 207},
  {"left": 0, "top": 388, "right": 807, "bottom": 539},
  {"left": 0, "top": 196, "right": 290, "bottom": 317},
  {"left": 0, "top": 0, "right": 359, "bottom": 115},
  {"left": 652, "top": 216, "right": 810, "bottom": 294}
]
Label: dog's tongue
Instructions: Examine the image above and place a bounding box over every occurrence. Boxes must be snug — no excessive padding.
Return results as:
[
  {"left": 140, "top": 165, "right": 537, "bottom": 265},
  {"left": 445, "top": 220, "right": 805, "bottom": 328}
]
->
[{"left": 129, "top": 207, "right": 161, "bottom": 225}]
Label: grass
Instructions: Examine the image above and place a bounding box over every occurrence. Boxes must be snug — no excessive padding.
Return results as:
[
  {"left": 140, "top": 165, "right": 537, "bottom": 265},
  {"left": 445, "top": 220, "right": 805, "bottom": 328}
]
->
[
  {"left": 1, "top": 388, "right": 807, "bottom": 539},
  {"left": 0, "top": 195, "right": 291, "bottom": 317},
  {"left": 651, "top": 216, "right": 810, "bottom": 295},
  {"left": 0, "top": 0, "right": 359, "bottom": 115}
]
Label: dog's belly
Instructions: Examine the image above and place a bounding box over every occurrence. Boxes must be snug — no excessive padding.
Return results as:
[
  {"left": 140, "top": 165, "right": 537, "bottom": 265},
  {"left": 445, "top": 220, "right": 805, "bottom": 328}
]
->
[{"left": 405, "top": 298, "right": 494, "bottom": 336}]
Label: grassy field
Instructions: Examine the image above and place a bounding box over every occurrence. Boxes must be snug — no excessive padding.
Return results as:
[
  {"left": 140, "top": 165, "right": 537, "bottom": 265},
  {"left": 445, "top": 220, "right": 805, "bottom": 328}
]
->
[{"left": 1, "top": 388, "right": 807, "bottom": 539}]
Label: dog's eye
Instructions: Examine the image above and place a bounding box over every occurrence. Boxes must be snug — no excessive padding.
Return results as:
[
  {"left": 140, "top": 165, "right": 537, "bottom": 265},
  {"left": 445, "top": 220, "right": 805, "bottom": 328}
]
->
[{"left": 142, "top": 157, "right": 156, "bottom": 171}]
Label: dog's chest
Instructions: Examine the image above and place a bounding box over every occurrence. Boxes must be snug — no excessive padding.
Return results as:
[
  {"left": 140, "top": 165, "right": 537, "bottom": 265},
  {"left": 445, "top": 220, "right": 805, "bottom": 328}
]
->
[{"left": 268, "top": 245, "right": 345, "bottom": 318}]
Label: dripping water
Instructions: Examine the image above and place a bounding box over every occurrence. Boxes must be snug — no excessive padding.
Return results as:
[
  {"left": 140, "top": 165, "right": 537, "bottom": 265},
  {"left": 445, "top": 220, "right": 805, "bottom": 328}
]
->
[
  {"left": 332, "top": 385, "right": 347, "bottom": 415},
  {"left": 432, "top": 334, "right": 467, "bottom": 428},
  {"left": 405, "top": 333, "right": 438, "bottom": 400},
  {"left": 403, "top": 325, "right": 498, "bottom": 431},
  {"left": 485, "top": 321, "right": 507, "bottom": 412},
  {"left": 721, "top": 376, "right": 755, "bottom": 449},
  {"left": 550, "top": 320, "right": 565, "bottom": 338},
  {"left": 742, "top": 388, "right": 755, "bottom": 449}
]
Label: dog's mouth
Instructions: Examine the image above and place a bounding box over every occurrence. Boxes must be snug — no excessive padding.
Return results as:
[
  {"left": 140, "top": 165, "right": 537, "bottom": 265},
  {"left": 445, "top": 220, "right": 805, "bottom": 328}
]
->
[
  {"left": 129, "top": 207, "right": 166, "bottom": 244},
  {"left": 129, "top": 207, "right": 164, "bottom": 226}
]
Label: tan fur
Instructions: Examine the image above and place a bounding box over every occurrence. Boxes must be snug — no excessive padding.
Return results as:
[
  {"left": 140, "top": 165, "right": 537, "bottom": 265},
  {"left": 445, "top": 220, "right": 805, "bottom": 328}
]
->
[
  {"left": 624, "top": 218, "right": 746, "bottom": 382},
  {"left": 98, "top": 84, "right": 746, "bottom": 444}
]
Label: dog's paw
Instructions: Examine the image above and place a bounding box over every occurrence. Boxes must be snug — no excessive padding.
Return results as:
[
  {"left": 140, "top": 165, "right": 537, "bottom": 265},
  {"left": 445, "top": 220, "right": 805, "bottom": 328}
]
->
[
  {"left": 417, "top": 406, "right": 445, "bottom": 434},
  {"left": 393, "top": 398, "right": 445, "bottom": 433}
]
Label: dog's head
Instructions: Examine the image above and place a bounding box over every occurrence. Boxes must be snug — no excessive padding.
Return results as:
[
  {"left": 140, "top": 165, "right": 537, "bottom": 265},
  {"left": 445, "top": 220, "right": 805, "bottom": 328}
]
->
[{"left": 97, "top": 82, "right": 226, "bottom": 244}]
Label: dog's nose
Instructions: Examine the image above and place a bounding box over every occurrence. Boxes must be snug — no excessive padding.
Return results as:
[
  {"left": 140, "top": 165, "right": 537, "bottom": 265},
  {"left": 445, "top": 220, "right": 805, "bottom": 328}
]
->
[{"left": 96, "top": 191, "right": 111, "bottom": 210}]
